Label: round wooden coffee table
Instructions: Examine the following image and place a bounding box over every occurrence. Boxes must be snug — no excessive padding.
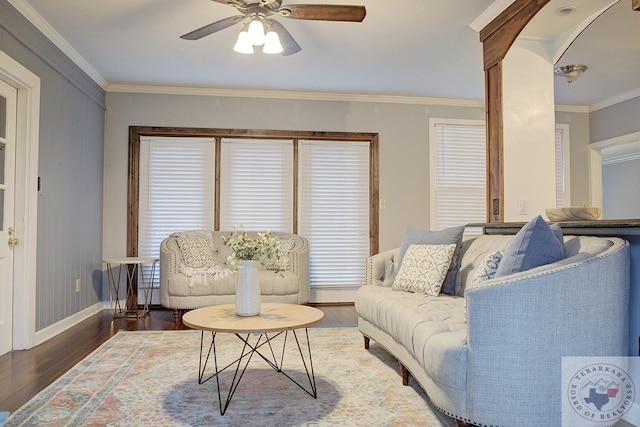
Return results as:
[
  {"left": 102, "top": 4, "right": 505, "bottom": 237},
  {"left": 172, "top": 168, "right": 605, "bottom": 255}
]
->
[{"left": 182, "top": 303, "right": 324, "bottom": 415}]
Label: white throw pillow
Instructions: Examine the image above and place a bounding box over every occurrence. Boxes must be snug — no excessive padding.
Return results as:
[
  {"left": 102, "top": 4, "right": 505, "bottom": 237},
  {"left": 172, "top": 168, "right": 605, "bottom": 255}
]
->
[
  {"left": 392, "top": 244, "right": 456, "bottom": 296},
  {"left": 176, "top": 234, "right": 215, "bottom": 269}
]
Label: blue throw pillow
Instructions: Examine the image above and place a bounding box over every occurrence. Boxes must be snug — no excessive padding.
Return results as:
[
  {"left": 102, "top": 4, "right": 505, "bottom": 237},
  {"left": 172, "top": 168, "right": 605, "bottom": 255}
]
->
[
  {"left": 551, "top": 223, "right": 564, "bottom": 247},
  {"left": 398, "top": 225, "right": 465, "bottom": 295},
  {"left": 494, "top": 215, "right": 565, "bottom": 277}
]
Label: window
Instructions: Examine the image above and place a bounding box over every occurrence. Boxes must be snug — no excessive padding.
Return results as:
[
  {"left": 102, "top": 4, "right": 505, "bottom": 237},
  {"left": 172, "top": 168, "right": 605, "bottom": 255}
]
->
[
  {"left": 430, "top": 120, "right": 571, "bottom": 229},
  {"left": 129, "top": 127, "right": 378, "bottom": 302},
  {"left": 298, "top": 141, "right": 371, "bottom": 286},
  {"left": 555, "top": 125, "right": 571, "bottom": 208},
  {"left": 138, "top": 137, "right": 215, "bottom": 293},
  {"left": 430, "top": 119, "right": 486, "bottom": 230},
  {"left": 220, "top": 139, "right": 293, "bottom": 232}
]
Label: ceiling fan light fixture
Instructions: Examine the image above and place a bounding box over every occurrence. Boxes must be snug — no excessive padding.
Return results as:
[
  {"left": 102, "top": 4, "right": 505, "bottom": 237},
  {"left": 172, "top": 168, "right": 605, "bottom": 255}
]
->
[
  {"left": 181, "top": 2, "right": 367, "bottom": 57},
  {"left": 554, "top": 64, "right": 587, "bottom": 84},
  {"left": 262, "top": 31, "right": 283, "bottom": 54},
  {"left": 233, "top": 30, "right": 254, "bottom": 54},
  {"left": 247, "top": 19, "right": 266, "bottom": 46}
]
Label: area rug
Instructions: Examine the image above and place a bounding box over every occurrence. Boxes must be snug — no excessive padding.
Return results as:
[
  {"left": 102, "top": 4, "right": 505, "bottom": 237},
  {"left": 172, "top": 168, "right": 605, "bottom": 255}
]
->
[{"left": 6, "top": 328, "right": 456, "bottom": 426}]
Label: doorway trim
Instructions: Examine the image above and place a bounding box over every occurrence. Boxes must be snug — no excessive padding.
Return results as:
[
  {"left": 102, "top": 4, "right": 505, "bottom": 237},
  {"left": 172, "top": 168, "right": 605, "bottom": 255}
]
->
[
  {"left": 0, "top": 49, "right": 40, "bottom": 350},
  {"left": 590, "top": 130, "right": 640, "bottom": 213}
]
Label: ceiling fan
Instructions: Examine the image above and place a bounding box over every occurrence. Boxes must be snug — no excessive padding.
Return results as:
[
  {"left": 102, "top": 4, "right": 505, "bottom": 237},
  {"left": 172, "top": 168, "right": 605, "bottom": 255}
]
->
[{"left": 180, "top": 0, "right": 366, "bottom": 56}]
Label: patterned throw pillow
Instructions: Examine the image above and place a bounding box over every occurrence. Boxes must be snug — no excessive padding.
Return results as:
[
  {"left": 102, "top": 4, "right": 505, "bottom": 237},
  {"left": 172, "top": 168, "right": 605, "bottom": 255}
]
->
[
  {"left": 398, "top": 226, "right": 465, "bottom": 296},
  {"left": 465, "top": 251, "right": 503, "bottom": 323},
  {"left": 265, "top": 238, "right": 296, "bottom": 271},
  {"left": 176, "top": 235, "right": 215, "bottom": 269},
  {"left": 392, "top": 244, "right": 456, "bottom": 296},
  {"left": 471, "top": 251, "right": 503, "bottom": 285}
]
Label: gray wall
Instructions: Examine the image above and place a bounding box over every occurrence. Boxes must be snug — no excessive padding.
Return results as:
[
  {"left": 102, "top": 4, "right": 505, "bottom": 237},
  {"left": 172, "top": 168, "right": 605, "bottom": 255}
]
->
[
  {"left": 0, "top": 0, "right": 599, "bottom": 316},
  {"left": 104, "top": 93, "right": 593, "bottom": 262},
  {"left": 0, "top": 0, "right": 105, "bottom": 330},
  {"left": 103, "top": 92, "right": 486, "bottom": 259},
  {"left": 590, "top": 96, "right": 640, "bottom": 143},
  {"left": 602, "top": 159, "right": 640, "bottom": 219}
]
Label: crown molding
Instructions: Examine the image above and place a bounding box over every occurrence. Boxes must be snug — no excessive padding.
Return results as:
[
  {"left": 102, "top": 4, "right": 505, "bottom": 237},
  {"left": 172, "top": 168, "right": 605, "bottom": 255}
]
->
[
  {"left": 602, "top": 152, "right": 640, "bottom": 166},
  {"left": 106, "top": 84, "right": 486, "bottom": 107},
  {"left": 469, "top": 0, "right": 517, "bottom": 32},
  {"left": 593, "top": 130, "right": 640, "bottom": 166},
  {"left": 590, "top": 87, "right": 640, "bottom": 112},
  {"left": 7, "top": 0, "right": 108, "bottom": 89},
  {"left": 555, "top": 104, "right": 590, "bottom": 113},
  {"left": 8, "top": 0, "right": 635, "bottom": 113},
  {"left": 592, "top": 130, "right": 640, "bottom": 150}
]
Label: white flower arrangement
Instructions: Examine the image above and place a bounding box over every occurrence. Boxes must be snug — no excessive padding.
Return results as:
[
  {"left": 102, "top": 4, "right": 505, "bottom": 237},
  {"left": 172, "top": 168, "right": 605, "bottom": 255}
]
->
[{"left": 222, "top": 226, "right": 281, "bottom": 268}]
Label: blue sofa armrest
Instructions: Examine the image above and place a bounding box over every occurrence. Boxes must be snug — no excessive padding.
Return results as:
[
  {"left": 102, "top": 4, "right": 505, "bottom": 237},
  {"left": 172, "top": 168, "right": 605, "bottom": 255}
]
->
[{"left": 463, "top": 237, "right": 630, "bottom": 426}]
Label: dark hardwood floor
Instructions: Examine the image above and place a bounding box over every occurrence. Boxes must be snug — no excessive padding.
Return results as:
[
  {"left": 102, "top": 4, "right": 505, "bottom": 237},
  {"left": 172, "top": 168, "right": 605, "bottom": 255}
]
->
[{"left": 0, "top": 305, "right": 357, "bottom": 414}]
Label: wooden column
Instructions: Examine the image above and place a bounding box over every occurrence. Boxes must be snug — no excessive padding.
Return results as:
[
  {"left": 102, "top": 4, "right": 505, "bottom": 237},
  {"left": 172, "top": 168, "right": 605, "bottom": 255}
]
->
[
  {"left": 127, "top": 127, "right": 141, "bottom": 311},
  {"left": 479, "top": 0, "right": 550, "bottom": 222},
  {"left": 484, "top": 64, "right": 503, "bottom": 222}
]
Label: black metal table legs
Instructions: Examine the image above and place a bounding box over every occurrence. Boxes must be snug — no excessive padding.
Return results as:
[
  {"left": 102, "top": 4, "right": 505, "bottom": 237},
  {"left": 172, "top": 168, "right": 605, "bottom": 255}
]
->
[{"left": 196, "top": 329, "right": 318, "bottom": 415}]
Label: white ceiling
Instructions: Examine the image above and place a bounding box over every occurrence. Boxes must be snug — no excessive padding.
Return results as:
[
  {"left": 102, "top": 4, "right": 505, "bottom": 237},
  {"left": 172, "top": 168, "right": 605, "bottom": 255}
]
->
[{"left": 12, "top": 0, "right": 640, "bottom": 108}]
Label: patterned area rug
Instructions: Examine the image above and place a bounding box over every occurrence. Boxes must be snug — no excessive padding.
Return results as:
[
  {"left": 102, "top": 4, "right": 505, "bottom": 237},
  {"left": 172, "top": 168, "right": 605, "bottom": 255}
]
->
[{"left": 6, "top": 328, "right": 456, "bottom": 426}]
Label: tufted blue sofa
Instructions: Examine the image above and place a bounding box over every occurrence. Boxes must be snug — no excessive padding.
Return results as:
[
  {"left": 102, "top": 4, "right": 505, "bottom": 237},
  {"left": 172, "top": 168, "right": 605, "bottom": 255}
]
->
[{"left": 355, "top": 234, "right": 630, "bottom": 427}]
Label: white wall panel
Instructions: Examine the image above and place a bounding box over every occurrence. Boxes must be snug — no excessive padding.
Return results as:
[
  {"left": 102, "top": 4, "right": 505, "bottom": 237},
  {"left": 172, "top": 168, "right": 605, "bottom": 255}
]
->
[{"left": 502, "top": 45, "right": 557, "bottom": 221}]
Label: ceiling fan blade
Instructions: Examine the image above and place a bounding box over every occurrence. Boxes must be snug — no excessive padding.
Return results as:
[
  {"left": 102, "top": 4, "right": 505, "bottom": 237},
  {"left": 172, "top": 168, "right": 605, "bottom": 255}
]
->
[
  {"left": 269, "top": 19, "right": 301, "bottom": 56},
  {"left": 278, "top": 4, "right": 366, "bottom": 22},
  {"left": 180, "top": 15, "right": 244, "bottom": 40}
]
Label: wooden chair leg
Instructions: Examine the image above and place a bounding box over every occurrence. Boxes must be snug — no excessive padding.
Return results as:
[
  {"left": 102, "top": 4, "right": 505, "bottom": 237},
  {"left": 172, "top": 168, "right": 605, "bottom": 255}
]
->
[
  {"left": 173, "top": 309, "right": 181, "bottom": 325},
  {"left": 400, "top": 363, "right": 410, "bottom": 386},
  {"left": 363, "top": 335, "right": 370, "bottom": 349},
  {"left": 455, "top": 421, "right": 475, "bottom": 427}
]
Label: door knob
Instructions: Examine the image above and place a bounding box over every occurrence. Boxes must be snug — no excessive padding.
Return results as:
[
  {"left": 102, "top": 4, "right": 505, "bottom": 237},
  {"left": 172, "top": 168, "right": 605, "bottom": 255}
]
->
[{"left": 8, "top": 227, "right": 18, "bottom": 248}]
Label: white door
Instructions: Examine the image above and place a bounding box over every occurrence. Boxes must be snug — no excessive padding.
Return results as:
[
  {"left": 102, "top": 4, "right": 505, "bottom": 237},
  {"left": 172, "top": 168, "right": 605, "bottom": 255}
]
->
[{"left": 0, "top": 79, "right": 17, "bottom": 356}]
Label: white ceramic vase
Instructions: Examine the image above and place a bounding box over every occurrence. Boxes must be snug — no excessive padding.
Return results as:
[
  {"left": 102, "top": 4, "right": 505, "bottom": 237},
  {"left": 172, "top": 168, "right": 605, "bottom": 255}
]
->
[{"left": 235, "top": 260, "right": 261, "bottom": 316}]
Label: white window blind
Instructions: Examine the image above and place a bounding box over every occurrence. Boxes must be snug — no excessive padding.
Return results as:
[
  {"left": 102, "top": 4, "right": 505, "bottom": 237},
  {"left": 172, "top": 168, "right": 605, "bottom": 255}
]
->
[
  {"left": 432, "top": 121, "right": 486, "bottom": 230},
  {"left": 137, "top": 135, "right": 374, "bottom": 297},
  {"left": 298, "top": 141, "right": 370, "bottom": 287},
  {"left": 219, "top": 139, "right": 293, "bottom": 232},
  {"left": 555, "top": 127, "right": 570, "bottom": 208},
  {"left": 138, "top": 137, "right": 216, "bottom": 293}
]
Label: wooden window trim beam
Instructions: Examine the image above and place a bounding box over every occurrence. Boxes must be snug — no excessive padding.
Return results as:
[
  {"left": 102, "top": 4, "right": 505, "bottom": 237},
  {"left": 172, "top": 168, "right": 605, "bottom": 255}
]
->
[
  {"left": 127, "top": 125, "right": 380, "bottom": 258},
  {"left": 480, "top": 0, "right": 551, "bottom": 222}
]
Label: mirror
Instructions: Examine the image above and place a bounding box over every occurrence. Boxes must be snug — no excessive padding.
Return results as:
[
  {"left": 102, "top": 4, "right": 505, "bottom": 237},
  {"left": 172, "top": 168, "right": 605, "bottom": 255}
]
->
[
  {"left": 554, "top": 0, "right": 640, "bottom": 219},
  {"left": 519, "top": 0, "right": 640, "bottom": 219}
]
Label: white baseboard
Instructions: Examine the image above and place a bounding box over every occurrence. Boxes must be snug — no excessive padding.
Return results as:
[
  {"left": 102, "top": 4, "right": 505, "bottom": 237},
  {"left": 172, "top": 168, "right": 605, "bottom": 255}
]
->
[
  {"left": 623, "top": 402, "right": 640, "bottom": 426},
  {"left": 310, "top": 286, "right": 359, "bottom": 303},
  {"left": 34, "top": 302, "right": 104, "bottom": 346},
  {"left": 31, "top": 289, "right": 354, "bottom": 347}
]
